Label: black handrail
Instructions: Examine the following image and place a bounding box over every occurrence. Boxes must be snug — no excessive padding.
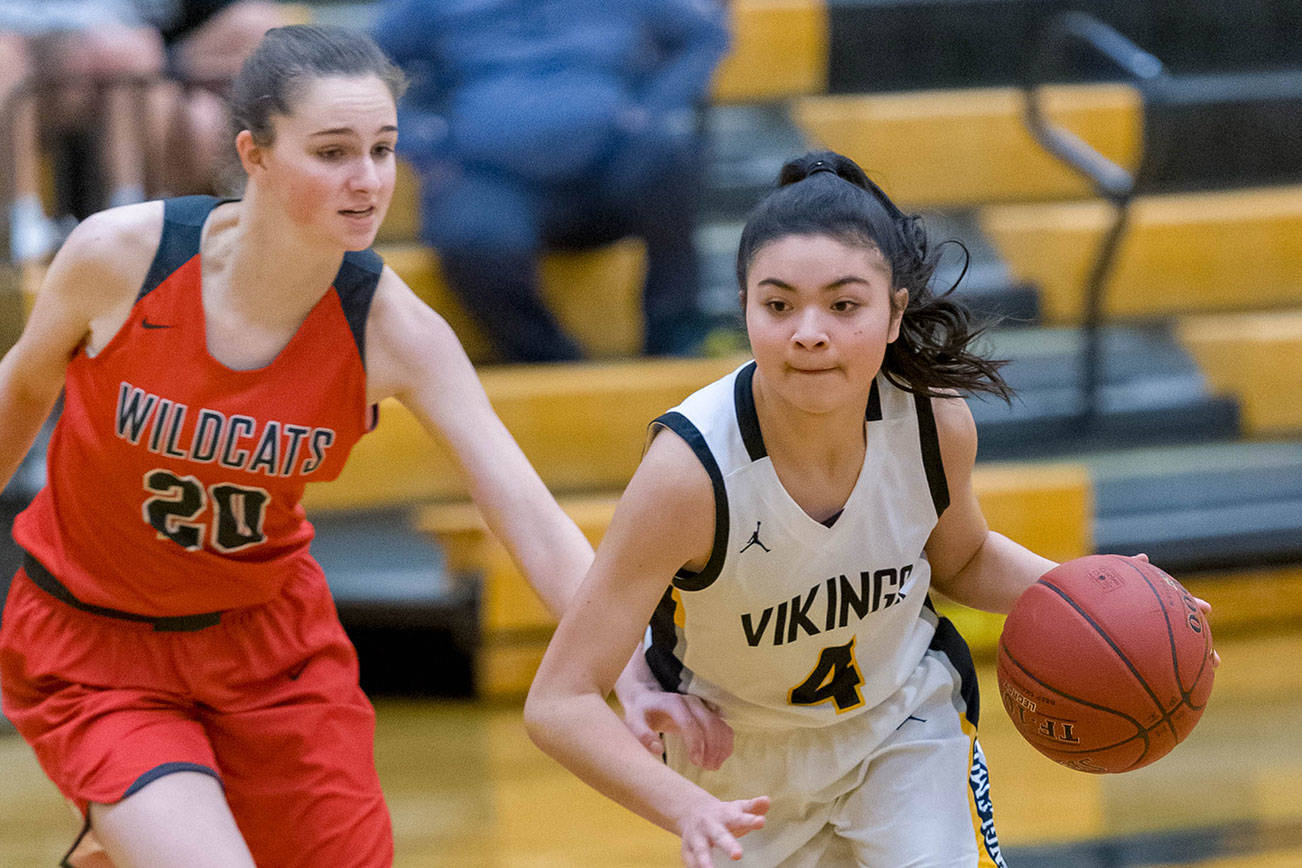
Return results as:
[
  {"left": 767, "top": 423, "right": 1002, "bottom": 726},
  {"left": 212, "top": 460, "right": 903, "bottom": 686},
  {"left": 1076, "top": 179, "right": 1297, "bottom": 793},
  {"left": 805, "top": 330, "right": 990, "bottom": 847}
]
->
[{"left": 1022, "top": 11, "right": 1169, "bottom": 427}]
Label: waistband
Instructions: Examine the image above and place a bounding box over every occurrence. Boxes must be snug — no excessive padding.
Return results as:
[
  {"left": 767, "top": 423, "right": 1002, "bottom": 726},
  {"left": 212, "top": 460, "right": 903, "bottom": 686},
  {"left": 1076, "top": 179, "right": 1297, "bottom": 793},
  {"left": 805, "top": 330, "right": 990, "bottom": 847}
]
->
[{"left": 21, "top": 552, "right": 224, "bottom": 632}]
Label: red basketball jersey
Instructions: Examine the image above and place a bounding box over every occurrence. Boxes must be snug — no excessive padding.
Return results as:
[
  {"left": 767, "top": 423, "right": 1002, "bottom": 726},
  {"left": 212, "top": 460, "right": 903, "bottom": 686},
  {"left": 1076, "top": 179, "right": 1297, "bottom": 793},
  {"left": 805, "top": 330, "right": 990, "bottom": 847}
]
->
[{"left": 14, "top": 197, "right": 382, "bottom": 615}]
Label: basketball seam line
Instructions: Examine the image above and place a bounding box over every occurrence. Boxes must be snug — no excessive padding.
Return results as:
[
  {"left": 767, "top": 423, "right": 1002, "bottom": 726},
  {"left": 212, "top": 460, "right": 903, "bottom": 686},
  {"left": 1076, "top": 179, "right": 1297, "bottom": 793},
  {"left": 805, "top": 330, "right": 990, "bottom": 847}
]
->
[
  {"left": 1118, "top": 557, "right": 1212, "bottom": 706},
  {"left": 1040, "top": 575, "right": 1178, "bottom": 742}
]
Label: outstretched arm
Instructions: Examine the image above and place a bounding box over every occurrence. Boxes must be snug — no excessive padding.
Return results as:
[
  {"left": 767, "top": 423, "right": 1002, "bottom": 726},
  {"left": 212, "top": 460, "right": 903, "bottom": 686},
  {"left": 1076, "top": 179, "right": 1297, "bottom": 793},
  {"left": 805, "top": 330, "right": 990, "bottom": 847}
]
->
[
  {"left": 364, "top": 271, "right": 591, "bottom": 616},
  {"left": 525, "top": 430, "right": 768, "bottom": 867}
]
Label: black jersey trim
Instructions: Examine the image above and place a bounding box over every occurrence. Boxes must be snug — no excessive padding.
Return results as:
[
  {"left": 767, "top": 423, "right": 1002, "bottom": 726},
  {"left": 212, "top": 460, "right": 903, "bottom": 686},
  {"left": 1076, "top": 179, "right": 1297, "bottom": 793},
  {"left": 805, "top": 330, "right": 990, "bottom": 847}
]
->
[
  {"left": 646, "top": 585, "right": 687, "bottom": 692},
  {"left": 926, "top": 595, "right": 980, "bottom": 727},
  {"left": 123, "top": 761, "right": 222, "bottom": 799},
  {"left": 737, "top": 364, "right": 884, "bottom": 459},
  {"left": 733, "top": 361, "right": 766, "bottom": 461},
  {"left": 866, "top": 378, "right": 882, "bottom": 421},
  {"left": 652, "top": 411, "right": 729, "bottom": 592},
  {"left": 59, "top": 813, "right": 93, "bottom": 868},
  {"left": 914, "top": 393, "right": 950, "bottom": 518},
  {"left": 333, "top": 248, "right": 384, "bottom": 366},
  {"left": 138, "top": 195, "right": 223, "bottom": 301}
]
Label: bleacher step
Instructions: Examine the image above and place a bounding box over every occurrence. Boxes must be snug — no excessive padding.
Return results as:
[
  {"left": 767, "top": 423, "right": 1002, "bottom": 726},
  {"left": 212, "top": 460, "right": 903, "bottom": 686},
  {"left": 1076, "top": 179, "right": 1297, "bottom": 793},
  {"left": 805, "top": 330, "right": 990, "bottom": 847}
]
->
[
  {"left": 979, "top": 186, "right": 1302, "bottom": 323},
  {"left": 1087, "top": 439, "right": 1302, "bottom": 572},
  {"left": 1177, "top": 311, "right": 1302, "bottom": 436},
  {"left": 793, "top": 84, "right": 1140, "bottom": 208},
  {"left": 971, "top": 325, "right": 1240, "bottom": 459}
]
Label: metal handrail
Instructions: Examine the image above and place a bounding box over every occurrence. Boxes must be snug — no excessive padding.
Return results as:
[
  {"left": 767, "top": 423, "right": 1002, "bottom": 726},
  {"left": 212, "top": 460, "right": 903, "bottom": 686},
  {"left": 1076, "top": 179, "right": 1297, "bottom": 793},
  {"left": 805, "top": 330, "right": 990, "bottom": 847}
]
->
[{"left": 1022, "top": 11, "right": 1169, "bottom": 427}]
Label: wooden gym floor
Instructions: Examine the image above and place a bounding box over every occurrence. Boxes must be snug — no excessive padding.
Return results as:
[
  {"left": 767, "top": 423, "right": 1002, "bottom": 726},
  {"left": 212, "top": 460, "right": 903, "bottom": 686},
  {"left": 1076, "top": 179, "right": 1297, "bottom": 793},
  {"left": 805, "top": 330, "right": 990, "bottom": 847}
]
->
[{"left": 2, "top": 624, "right": 1301, "bottom": 866}]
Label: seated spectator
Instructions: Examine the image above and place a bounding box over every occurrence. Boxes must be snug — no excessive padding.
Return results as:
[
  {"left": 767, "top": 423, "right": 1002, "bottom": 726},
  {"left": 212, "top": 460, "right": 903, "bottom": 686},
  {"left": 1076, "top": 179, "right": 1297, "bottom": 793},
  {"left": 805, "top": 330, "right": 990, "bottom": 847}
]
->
[
  {"left": 133, "top": 0, "right": 291, "bottom": 196},
  {"left": 1, "top": 2, "right": 164, "bottom": 263},
  {"left": 374, "top": 0, "right": 730, "bottom": 362}
]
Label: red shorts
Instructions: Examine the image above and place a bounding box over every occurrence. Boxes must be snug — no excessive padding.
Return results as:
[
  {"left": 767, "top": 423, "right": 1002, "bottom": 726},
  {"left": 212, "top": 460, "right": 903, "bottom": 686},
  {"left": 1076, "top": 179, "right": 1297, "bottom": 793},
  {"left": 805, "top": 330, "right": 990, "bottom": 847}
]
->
[{"left": 0, "top": 560, "right": 393, "bottom": 867}]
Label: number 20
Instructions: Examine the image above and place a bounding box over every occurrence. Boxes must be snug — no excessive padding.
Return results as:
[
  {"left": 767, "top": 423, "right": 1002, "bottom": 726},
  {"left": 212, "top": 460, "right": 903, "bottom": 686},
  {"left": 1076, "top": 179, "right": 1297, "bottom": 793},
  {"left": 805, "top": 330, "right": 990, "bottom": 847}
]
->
[{"left": 142, "top": 469, "right": 270, "bottom": 553}]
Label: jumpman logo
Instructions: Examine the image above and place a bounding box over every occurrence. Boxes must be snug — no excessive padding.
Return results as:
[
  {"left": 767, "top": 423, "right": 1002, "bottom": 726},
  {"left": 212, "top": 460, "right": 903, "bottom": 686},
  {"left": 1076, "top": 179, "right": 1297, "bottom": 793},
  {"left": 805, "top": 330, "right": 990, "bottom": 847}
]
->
[{"left": 739, "top": 521, "right": 770, "bottom": 554}]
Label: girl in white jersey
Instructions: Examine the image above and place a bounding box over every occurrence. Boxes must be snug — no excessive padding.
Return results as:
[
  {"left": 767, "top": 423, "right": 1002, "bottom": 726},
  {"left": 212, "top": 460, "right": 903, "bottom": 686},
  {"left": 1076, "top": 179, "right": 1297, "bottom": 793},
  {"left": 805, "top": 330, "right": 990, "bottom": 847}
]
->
[{"left": 527, "top": 150, "right": 1068, "bottom": 866}]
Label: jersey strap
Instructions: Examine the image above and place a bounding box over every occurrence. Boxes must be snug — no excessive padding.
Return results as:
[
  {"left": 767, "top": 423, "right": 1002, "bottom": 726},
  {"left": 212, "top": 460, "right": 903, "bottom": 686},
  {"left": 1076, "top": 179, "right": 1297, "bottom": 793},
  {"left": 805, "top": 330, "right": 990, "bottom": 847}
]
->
[
  {"left": 137, "top": 195, "right": 224, "bottom": 301},
  {"left": 913, "top": 394, "right": 950, "bottom": 518},
  {"left": 653, "top": 411, "right": 729, "bottom": 592},
  {"left": 333, "top": 248, "right": 383, "bottom": 365},
  {"left": 733, "top": 361, "right": 884, "bottom": 461}
]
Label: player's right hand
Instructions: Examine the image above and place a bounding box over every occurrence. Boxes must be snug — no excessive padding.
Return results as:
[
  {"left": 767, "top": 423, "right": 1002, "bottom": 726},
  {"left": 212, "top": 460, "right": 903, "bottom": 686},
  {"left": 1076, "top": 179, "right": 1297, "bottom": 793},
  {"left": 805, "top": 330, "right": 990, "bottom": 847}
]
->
[
  {"left": 622, "top": 689, "right": 734, "bottom": 770},
  {"left": 679, "top": 795, "right": 770, "bottom": 867}
]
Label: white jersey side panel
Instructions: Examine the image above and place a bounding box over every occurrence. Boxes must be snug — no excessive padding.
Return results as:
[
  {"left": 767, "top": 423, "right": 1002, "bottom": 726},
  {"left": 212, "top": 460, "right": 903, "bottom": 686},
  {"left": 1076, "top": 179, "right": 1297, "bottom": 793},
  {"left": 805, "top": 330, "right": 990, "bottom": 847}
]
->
[{"left": 647, "top": 362, "right": 950, "bottom": 730}]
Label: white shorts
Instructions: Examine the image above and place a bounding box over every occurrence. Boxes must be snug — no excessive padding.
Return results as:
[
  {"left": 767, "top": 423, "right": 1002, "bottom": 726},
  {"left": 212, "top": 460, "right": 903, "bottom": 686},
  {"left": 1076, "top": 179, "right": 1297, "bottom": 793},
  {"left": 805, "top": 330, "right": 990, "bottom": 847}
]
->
[{"left": 665, "top": 648, "right": 1007, "bottom": 867}]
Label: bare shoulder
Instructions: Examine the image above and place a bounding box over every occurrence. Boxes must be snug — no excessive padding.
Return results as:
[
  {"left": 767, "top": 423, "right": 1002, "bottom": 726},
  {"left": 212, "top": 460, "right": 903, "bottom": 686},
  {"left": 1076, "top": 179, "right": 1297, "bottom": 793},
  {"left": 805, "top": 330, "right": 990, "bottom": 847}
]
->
[
  {"left": 611, "top": 424, "right": 716, "bottom": 571},
  {"left": 364, "top": 265, "right": 466, "bottom": 402},
  {"left": 368, "top": 266, "right": 455, "bottom": 341},
  {"left": 60, "top": 202, "right": 163, "bottom": 276},
  {"left": 630, "top": 425, "right": 715, "bottom": 522},
  {"left": 26, "top": 203, "right": 164, "bottom": 351},
  {"left": 42, "top": 203, "right": 164, "bottom": 308}
]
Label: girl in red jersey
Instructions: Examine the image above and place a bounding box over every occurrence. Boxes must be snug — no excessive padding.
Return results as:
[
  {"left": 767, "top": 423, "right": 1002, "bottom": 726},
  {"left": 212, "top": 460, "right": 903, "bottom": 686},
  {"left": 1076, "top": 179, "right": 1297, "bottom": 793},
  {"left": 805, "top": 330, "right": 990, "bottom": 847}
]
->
[{"left": 0, "top": 25, "right": 599, "bottom": 867}]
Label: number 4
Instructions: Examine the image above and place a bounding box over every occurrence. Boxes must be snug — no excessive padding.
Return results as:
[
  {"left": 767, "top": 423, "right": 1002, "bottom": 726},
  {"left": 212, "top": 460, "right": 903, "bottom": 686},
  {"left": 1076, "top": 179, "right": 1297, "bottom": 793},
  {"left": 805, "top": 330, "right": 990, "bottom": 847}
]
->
[{"left": 789, "top": 637, "right": 865, "bottom": 713}]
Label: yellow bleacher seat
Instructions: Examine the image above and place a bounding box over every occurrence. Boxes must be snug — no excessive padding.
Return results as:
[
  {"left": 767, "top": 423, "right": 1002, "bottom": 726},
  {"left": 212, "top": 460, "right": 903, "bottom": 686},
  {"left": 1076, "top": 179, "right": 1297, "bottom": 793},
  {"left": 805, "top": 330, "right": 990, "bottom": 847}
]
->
[
  {"left": 710, "top": 0, "right": 829, "bottom": 103},
  {"left": 794, "top": 84, "right": 1141, "bottom": 209},
  {"left": 1178, "top": 310, "right": 1302, "bottom": 435},
  {"left": 980, "top": 185, "right": 1302, "bottom": 322}
]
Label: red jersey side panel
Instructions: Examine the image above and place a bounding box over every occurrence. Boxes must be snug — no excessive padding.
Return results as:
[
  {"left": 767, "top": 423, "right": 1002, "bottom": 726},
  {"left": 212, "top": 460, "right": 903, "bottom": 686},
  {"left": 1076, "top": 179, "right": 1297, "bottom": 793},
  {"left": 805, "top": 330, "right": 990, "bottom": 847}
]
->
[{"left": 14, "top": 197, "right": 381, "bottom": 615}]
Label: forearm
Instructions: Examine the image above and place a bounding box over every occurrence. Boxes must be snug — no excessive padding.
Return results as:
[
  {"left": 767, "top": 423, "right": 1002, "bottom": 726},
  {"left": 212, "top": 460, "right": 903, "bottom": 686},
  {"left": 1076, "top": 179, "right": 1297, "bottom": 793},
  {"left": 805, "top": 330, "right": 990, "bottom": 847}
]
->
[
  {"left": 524, "top": 686, "right": 715, "bottom": 835},
  {"left": 0, "top": 359, "right": 63, "bottom": 492},
  {"left": 935, "top": 531, "right": 1057, "bottom": 614},
  {"left": 469, "top": 472, "right": 593, "bottom": 619}
]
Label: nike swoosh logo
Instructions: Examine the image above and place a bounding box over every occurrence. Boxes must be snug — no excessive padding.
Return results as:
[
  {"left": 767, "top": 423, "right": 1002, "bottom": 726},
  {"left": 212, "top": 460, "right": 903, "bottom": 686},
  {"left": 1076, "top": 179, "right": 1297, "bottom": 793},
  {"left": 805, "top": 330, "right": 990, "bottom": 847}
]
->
[{"left": 141, "top": 318, "right": 173, "bottom": 330}]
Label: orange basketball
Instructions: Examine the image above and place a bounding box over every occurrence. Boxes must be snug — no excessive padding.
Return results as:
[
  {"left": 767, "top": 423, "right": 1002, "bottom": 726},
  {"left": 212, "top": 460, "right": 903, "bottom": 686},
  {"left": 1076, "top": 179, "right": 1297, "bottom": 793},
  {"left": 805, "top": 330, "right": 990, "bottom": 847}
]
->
[{"left": 996, "top": 554, "right": 1215, "bottom": 773}]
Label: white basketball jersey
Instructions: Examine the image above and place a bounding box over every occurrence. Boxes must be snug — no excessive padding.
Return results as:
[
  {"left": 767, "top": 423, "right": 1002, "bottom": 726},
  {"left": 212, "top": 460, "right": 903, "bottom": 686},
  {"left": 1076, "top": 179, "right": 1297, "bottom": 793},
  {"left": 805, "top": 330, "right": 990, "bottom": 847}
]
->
[{"left": 646, "top": 361, "right": 952, "bottom": 729}]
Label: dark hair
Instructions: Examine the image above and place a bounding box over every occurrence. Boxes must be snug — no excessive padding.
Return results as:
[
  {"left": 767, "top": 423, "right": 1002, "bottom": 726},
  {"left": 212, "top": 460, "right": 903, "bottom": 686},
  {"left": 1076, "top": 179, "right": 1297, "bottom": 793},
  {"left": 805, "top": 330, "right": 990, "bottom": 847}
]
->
[
  {"left": 230, "top": 25, "right": 408, "bottom": 145},
  {"left": 737, "top": 150, "right": 1012, "bottom": 400}
]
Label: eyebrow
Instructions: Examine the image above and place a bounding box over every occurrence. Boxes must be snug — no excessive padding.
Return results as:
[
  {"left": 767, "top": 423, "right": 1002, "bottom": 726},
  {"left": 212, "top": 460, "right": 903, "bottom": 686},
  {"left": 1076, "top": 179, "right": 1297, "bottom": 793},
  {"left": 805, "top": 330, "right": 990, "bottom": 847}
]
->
[
  {"left": 756, "top": 276, "right": 872, "bottom": 291},
  {"left": 309, "top": 125, "right": 399, "bottom": 137}
]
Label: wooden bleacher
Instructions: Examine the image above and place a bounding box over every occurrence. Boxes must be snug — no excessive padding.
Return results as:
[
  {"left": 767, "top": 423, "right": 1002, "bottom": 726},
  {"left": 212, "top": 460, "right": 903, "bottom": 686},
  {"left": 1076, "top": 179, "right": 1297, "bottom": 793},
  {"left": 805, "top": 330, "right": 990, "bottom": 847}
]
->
[
  {"left": 979, "top": 186, "right": 1302, "bottom": 323},
  {"left": 792, "top": 84, "right": 1142, "bottom": 208}
]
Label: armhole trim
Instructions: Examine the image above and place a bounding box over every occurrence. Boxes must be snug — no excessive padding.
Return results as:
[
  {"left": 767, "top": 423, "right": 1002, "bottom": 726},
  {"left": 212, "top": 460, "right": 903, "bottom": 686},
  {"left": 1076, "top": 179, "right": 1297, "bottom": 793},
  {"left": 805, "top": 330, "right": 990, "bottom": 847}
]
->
[
  {"left": 137, "top": 196, "right": 221, "bottom": 302},
  {"left": 914, "top": 393, "right": 950, "bottom": 518},
  {"left": 652, "top": 411, "right": 729, "bottom": 592}
]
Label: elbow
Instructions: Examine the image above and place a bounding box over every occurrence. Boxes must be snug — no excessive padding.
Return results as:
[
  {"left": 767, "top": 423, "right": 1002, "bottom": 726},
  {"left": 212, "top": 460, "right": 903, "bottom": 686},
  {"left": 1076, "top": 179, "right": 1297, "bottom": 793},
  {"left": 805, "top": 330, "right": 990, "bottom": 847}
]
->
[{"left": 522, "top": 680, "right": 554, "bottom": 752}]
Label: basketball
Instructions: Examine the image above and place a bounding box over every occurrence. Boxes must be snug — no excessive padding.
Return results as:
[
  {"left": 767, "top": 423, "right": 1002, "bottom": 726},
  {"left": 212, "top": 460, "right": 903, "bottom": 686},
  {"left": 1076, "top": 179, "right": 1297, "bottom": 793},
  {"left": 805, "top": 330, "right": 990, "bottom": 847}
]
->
[{"left": 996, "top": 554, "right": 1215, "bottom": 774}]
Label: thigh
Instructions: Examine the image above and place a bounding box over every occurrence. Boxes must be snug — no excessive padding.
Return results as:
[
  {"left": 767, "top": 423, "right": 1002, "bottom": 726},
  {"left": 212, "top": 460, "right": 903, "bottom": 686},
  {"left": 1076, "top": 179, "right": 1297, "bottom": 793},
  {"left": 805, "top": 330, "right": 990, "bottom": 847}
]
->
[
  {"left": 195, "top": 572, "right": 391, "bottom": 868},
  {"left": 665, "top": 730, "right": 833, "bottom": 868},
  {"left": 832, "top": 682, "right": 999, "bottom": 867},
  {"left": 0, "top": 572, "right": 220, "bottom": 813},
  {"left": 90, "top": 771, "right": 255, "bottom": 868},
  {"left": 419, "top": 165, "right": 540, "bottom": 253}
]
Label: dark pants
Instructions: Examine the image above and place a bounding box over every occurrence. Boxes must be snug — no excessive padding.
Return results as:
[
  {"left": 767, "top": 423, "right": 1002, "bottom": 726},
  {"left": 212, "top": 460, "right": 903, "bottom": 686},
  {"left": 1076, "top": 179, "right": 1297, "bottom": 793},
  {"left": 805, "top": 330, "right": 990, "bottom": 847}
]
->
[{"left": 418, "top": 144, "right": 707, "bottom": 362}]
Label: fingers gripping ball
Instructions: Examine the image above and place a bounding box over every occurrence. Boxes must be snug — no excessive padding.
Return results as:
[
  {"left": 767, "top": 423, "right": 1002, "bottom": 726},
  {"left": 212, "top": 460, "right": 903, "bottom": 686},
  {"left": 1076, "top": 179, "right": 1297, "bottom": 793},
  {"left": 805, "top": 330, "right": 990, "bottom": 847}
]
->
[{"left": 996, "top": 555, "right": 1215, "bottom": 773}]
